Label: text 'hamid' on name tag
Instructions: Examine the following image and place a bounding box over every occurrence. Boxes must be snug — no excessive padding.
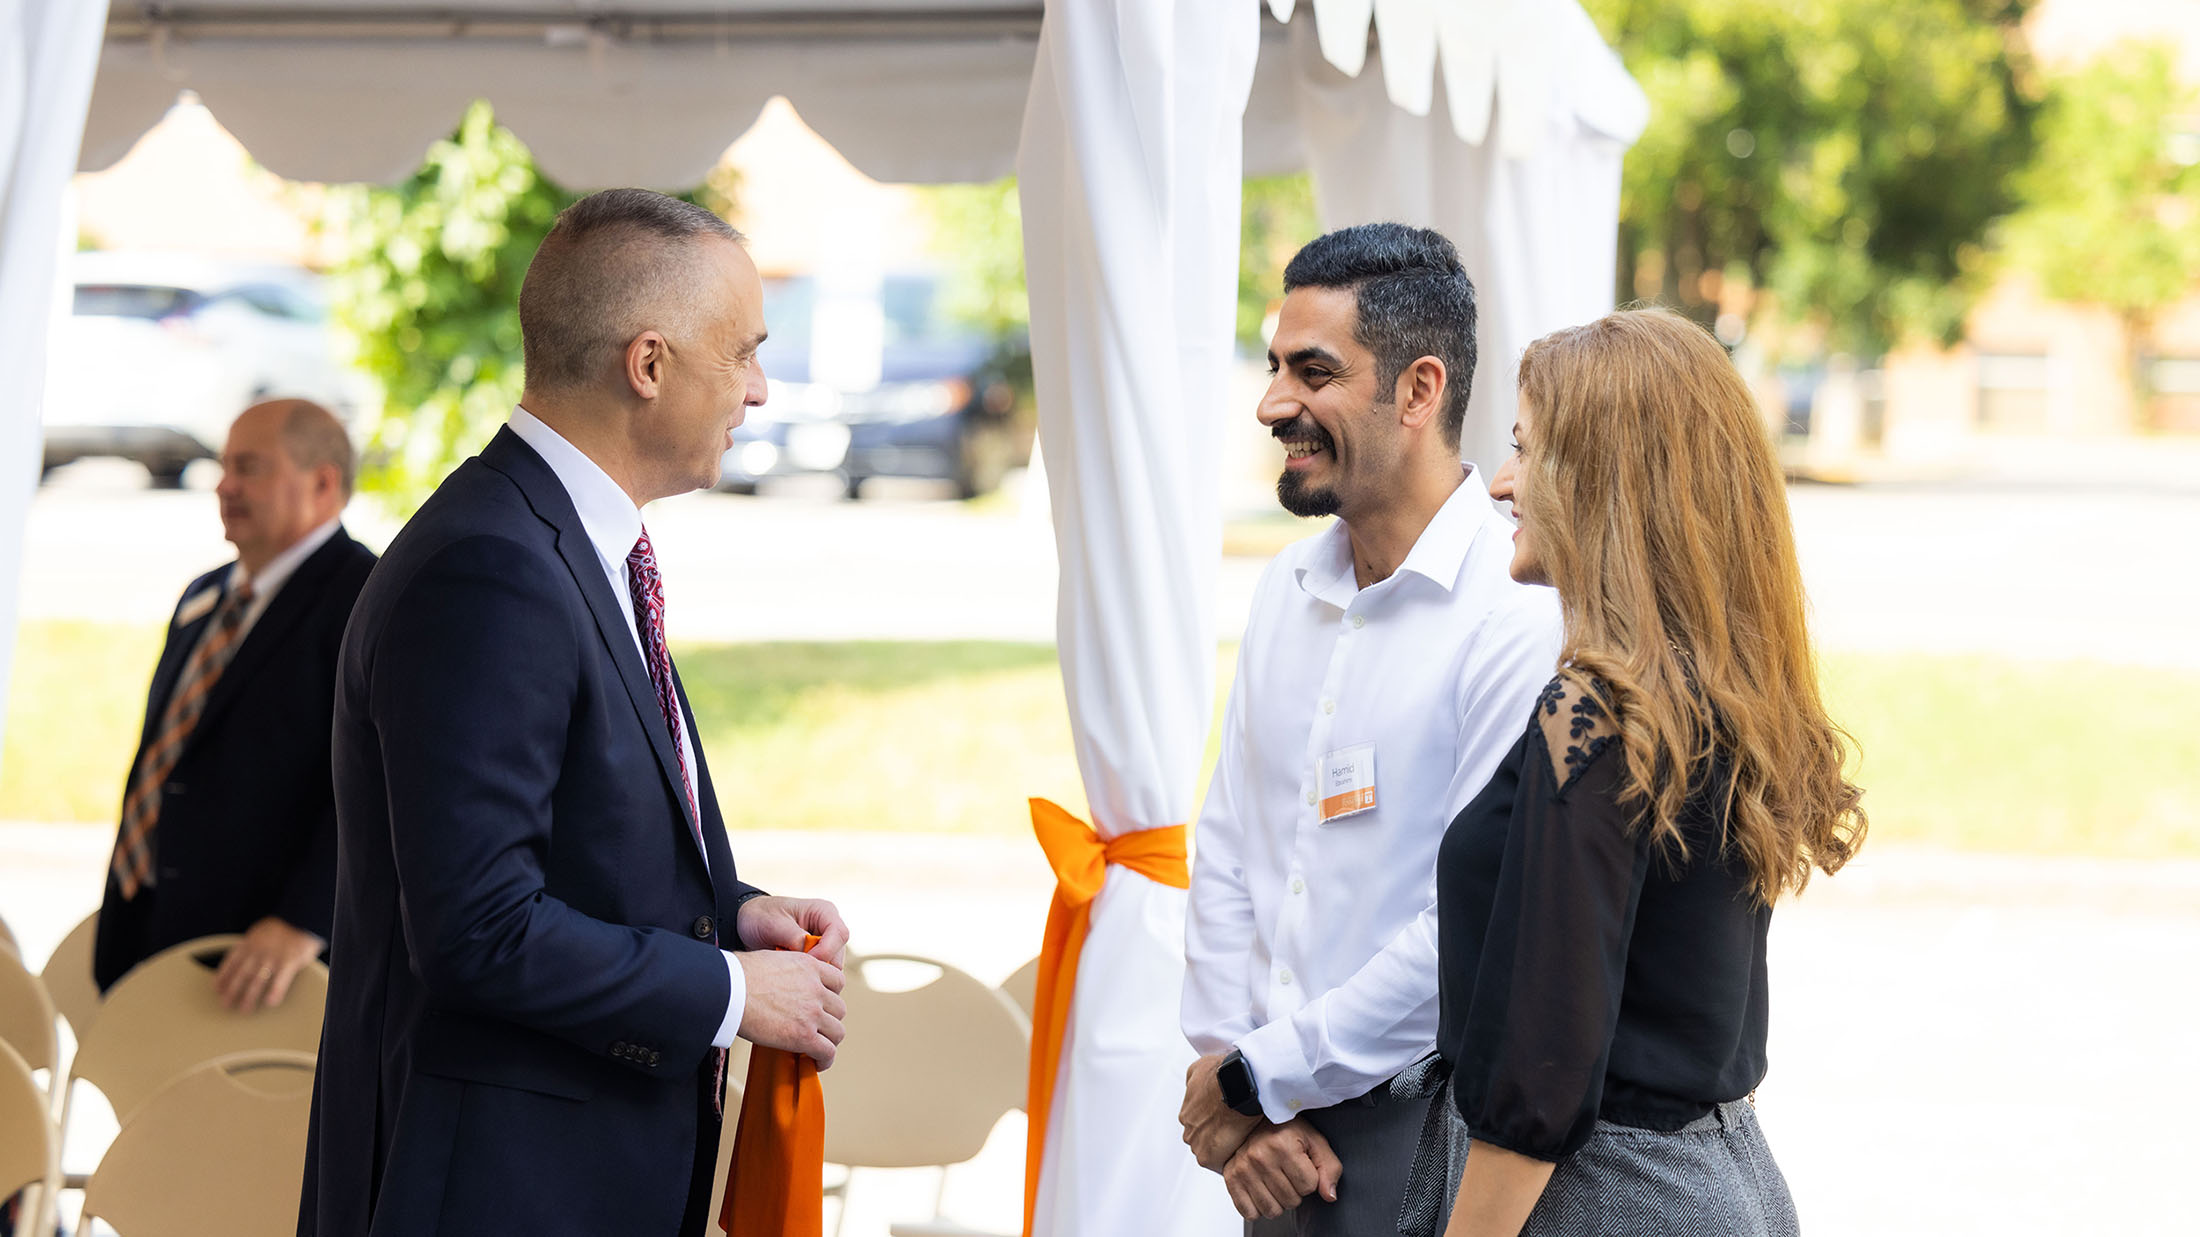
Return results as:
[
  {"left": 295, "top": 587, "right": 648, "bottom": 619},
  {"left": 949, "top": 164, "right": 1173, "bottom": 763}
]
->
[{"left": 1319, "top": 743, "right": 1376, "bottom": 823}]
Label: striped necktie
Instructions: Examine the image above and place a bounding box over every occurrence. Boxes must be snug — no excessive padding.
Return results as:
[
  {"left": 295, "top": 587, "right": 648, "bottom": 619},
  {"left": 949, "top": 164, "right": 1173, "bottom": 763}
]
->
[{"left": 112, "top": 581, "right": 253, "bottom": 899}]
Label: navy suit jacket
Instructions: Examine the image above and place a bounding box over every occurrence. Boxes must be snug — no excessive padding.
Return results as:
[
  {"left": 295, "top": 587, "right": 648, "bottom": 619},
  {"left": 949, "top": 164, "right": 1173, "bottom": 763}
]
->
[
  {"left": 94, "top": 527, "right": 376, "bottom": 990},
  {"left": 300, "top": 429, "right": 762, "bottom": 1237}
]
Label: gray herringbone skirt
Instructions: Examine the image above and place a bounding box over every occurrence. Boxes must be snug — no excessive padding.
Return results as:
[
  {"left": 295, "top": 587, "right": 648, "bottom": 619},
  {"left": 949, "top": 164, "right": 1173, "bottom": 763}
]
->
[
  {"left": 1404, "top": 1089, "right": 1798, "bottom": 1237},
  {"left": 1517, "top": 1102, "right": 1799, "bottom": 1237}
]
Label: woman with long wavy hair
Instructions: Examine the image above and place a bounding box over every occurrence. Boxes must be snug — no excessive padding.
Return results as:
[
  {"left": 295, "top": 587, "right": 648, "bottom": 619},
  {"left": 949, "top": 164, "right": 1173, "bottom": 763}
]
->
[{"left": 1429, "top": 307, "right": 1866, "bottom": 1237}]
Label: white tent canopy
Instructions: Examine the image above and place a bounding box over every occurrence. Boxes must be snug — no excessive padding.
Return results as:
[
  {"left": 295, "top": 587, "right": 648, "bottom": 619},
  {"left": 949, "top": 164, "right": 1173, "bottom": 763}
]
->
[
  {"left": 83, "top": 1, "right": 1642, "bottom": 188},
  {"left": 4, "top": 3, "right": 1644, "bottom": 1235}
]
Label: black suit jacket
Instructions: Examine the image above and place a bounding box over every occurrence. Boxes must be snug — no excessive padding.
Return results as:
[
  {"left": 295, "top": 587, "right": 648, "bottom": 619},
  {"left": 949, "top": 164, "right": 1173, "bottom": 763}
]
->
[
  {"left": 94, "top": 526, "right": 377, "bottom": 991},
  {"left": 300, "top": 428, "right": 763, "bottom": 1237}
]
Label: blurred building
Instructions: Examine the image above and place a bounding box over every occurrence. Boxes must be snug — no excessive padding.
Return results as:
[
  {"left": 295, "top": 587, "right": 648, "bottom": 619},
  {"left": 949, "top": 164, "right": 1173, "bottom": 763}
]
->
[{"left": 1871, "top": 0, "right": 2200, "bottom": 460}]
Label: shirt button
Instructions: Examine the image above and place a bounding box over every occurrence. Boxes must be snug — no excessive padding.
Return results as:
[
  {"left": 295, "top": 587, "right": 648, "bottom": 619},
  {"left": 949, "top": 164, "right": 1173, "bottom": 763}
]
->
[
  {"left": 1279, "top": 969, "right": 1293, "bottom": 986},
  {"left": 1291, "top": 878, "right": 1305, "bottom": 895},
  {"left": 1351, "top": 615, "right": 1366, "bottom": 629},
  {"left": 1321, "top": 699, "right": 1335, "bottom": 715},
  {"left": 1305, "top": 790, "right": 1317, "bottom": 806}
]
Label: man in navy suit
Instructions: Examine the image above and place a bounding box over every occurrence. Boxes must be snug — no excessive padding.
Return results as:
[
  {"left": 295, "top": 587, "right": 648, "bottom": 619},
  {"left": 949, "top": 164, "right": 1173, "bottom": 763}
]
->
[
  {"left": 300, "top": 189, "right": 850, "bottom": 1237},
  {"left": 95, "top": 399, "right": 375, "bottom": 1007}
]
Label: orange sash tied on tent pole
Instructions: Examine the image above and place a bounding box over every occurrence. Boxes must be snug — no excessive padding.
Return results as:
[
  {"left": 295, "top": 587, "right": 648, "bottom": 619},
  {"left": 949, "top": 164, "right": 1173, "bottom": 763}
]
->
[
  {"left": 1022, "top": 798, "right": 1189, "bottom": 1237},
  {"left": 720, "top": 935, "right": 828, "bottom": 1237}
]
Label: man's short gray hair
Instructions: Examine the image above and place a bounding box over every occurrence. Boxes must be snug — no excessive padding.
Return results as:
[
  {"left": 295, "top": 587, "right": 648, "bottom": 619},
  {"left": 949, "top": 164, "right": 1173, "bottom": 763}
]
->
[
  {"left": 274, "top": 399, "right": 356, "bottom": 497},
  {"left": 518, "top": 188, "right": 744, "bottom": 393}
]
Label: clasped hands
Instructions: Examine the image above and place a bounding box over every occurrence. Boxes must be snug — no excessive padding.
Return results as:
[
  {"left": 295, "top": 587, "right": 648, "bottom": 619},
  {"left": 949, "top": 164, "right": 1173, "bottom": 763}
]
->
[
  {"left": 733, "top": 895, "right": 852, "bottom": 1069},
  {"left": 1180, "top": 1052, "right": 1343, "bottom": 1220}
]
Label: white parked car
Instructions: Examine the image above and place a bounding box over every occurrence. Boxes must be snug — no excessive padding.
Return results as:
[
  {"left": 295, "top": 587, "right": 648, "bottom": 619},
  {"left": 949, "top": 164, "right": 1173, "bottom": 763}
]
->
[{"left": 41, "top": 252, "right": 369, "bottom": 486}]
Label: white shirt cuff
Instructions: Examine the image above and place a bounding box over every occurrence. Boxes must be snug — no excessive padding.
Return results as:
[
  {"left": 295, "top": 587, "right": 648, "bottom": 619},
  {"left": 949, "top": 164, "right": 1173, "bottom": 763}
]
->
[
  {"left": 1235, "top": 1020, "right": 1323, "bottom": 1126},
  {"left": 713, "top": 949, "right": 746, "bottom": 1049}
]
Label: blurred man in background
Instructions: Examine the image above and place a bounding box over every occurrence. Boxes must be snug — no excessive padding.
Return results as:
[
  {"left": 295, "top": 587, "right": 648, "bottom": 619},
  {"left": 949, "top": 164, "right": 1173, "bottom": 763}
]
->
[{"left": 93, "top": 398, "right": 375, "bottom": 1008}]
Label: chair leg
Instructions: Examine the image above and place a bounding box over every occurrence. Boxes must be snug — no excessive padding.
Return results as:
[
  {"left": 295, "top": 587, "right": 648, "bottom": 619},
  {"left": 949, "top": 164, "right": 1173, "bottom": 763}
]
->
[{"left": 830, "top": 1167, "right": 856, "bottom": 1237}]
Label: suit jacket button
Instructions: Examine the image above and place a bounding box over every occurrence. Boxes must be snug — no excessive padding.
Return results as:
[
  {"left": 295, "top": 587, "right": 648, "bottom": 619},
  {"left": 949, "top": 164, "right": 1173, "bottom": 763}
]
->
[
  {"left": 647, "top": 1051, "right": 660, "bottom": 1066},
  {"left": 692, "top": 915, "right": 714, "bottom": 940}
]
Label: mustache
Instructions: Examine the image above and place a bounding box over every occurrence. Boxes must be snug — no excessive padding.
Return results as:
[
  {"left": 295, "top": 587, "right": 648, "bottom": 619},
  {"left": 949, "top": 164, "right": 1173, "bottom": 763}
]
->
[{"left": 1270, "top": 417, "right": 1333, "bottom": 451}]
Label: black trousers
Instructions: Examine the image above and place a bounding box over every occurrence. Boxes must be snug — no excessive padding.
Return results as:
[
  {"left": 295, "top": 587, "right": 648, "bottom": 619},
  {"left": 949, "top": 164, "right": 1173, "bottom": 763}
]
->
[{"left": 1243, "top": 1081, "right": 1437, "bottom": 1237}]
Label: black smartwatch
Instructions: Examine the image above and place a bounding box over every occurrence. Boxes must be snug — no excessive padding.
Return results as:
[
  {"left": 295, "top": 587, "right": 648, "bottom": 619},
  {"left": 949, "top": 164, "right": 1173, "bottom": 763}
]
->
[{"left": 1215, "top": 1048, "right": 1262, "bottom": 1116}]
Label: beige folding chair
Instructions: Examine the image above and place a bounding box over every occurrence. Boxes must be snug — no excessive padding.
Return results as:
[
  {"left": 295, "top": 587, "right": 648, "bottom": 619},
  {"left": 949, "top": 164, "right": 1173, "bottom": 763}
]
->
[
  {"left": 79, "top": 1049, "right": 315, "bottom": 1237},
  {"left": 0, "top": 1040, "right": 60, "bottom": 1237},
  {"left": 0, "top": 913, "right": 16, "bottom": 958},
  {"left": 39, "top": 912, "right": 102, "bottom": 1043},
  {"left": 0, "top": 952, "right": 58, "bottom": 1103},
  {"left": 835, "top": 952, "right": 1031, "bottom": 1237},
  {"left": 999, "top": 957, "right": 1038, "bottom": 1021},
  {"left": 62, "top": 934, "right": 328, "bottom": 1132}
]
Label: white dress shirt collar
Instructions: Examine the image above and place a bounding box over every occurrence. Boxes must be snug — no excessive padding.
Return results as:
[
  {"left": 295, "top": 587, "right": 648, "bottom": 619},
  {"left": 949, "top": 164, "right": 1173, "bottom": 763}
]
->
[
  {"left": 1294, "top": 466, "right": 1496, "bottom": 608},
  {"left": 222, "top": 516, "right": 343, "bottom": 634},
  {"left": 508, "top": 405, "right": 645, "bottom": 579}
]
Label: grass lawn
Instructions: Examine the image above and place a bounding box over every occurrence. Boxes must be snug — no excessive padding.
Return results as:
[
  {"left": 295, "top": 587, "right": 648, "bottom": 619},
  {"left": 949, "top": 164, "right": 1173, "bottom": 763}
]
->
[{"left": 4, "top": 620, "right": 2194, "bottom": 857}]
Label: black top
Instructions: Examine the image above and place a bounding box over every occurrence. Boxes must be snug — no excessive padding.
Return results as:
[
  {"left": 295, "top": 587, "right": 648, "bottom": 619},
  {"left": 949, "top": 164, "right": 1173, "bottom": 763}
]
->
[{"left": 1435, "top": 676, "right": 1771, "bottom": 1162}]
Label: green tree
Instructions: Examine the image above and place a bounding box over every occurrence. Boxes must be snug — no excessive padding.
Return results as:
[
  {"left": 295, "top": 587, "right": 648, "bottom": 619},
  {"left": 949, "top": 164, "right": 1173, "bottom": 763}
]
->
[
  {"left": 2005, "top": 42, "right": 2200, "bottom": 429},
  {"left": 324, "top": 102, "right": 577, "bottom": 510},
  {"left": 1237, "top": 174, "right": 1321, "bottom": 350},
  {"left": 1585, "top": 0, "right": 2039, "bottom": 356}
]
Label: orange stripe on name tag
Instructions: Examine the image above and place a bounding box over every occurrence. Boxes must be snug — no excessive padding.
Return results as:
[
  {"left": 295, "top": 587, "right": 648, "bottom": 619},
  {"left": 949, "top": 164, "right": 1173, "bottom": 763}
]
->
[{"left": 1321, "top": 787, "right": 1375, "bottom": 819}]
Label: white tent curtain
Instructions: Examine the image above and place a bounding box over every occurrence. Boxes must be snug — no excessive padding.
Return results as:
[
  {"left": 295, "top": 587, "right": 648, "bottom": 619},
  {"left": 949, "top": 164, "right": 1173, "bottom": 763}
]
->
[
  {"left": 0, "top": 0, "right": 109, "bottom": 758},
  {"left": 1014, "top": 0, "right": 1255, "bottom": 1233},
  {"left": 1289, "top": 4, "right": 1645, "bottom": 478}
]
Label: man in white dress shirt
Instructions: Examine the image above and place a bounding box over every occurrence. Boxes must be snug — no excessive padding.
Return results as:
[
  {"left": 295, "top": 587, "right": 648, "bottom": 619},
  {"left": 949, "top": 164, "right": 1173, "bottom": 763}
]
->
[{"left": 1179, "top": 224, "right": 1562, "bottom": 1233}]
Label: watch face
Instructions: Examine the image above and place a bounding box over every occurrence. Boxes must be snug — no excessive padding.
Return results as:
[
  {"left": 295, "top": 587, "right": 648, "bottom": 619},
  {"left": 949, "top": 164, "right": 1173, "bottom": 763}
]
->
[{"left": 1220, "top": 1055, "right": 1255, "bottom": 1109}]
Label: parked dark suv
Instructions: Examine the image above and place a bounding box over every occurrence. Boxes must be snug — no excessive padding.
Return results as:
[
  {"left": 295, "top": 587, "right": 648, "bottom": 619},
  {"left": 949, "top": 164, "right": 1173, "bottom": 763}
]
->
[{"left": 732, "top": 273, "right": 1030, "bottom": 500}]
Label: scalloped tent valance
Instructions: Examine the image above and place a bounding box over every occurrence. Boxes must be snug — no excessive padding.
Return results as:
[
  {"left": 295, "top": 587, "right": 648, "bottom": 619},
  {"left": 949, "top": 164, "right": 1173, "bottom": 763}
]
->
[{"left": 85, "top": 0, "right": 1646, "bottom": 189}]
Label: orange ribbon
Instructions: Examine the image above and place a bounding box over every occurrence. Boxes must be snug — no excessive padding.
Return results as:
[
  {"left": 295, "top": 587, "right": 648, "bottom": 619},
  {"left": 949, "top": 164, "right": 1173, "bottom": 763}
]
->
[
  {"left": 1023, "top": 799, "right": 1189, "bottom": 1237},
  {"left": 721, "top": 936, "right": 827, "bottom": 1237}
]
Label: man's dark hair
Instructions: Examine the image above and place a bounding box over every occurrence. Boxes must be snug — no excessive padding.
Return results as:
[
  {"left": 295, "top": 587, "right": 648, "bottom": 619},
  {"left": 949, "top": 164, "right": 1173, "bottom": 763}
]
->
[
  {"left": 1282, "top": 223, "right": 1477, "bottom": 446},
  {"left": 519, "top": 188, "right": 743, "bottom": 392}
]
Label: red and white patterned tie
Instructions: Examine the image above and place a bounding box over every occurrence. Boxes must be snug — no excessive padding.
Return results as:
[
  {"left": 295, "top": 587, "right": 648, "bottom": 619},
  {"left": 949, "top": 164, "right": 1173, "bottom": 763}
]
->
[
  {"left": 626, "top": 529, "right": 702, "bottom": 850},
  {"left": 626, "top": 528, "right": 726, "bottom": 1111}
]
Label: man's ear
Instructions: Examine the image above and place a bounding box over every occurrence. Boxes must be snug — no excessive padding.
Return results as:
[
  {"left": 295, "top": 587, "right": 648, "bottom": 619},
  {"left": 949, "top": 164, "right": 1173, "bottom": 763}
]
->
[
  {"left": 624, "top": 332, "right": 670, "bottom": 399},
  {"left": 1396, "top": 356, "right": 1447, "bottom": 430}
]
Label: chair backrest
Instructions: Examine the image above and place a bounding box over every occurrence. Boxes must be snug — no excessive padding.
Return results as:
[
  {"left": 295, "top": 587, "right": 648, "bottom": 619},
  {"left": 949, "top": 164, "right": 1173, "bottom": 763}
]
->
[
  {"left": 0, "top": 949, "right": 59, "bottom": 1077},
  {"left": 0, "top": 1039, "right": 57, "bottom": 1203},
  {"left": 1000, "top": 956, "right": 1038, "bottom": 1020},
  {"left": 80, "top": 1050, "right": 315, "bottom": 1237},
  {"left": 821, "top": 952, "right": 1030, "bottom": 1169},
  {"left": 70, "top": 935, "right": 328, "bottom": 1124},
  {"left": 40, "top": 911, "right": 103, "bottom": 1042}
]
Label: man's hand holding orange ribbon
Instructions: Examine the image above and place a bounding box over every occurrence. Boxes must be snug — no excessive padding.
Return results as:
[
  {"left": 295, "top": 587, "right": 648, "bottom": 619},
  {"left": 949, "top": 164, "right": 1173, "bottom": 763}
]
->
[{"left": 734, "top": 897, "right": 849, "bottom": 1070}]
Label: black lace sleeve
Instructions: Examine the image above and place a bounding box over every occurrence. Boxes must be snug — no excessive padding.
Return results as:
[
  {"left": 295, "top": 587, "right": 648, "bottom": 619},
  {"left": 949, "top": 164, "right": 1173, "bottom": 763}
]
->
[{"left": 1445, "top": 676, "right": 1651, "bottom": 1161}]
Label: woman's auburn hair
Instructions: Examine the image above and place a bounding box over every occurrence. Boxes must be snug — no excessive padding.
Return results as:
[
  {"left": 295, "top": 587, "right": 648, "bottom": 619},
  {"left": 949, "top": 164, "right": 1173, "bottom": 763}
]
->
[{"left": 1516, "top": 307, "right": 1865, "bottom": 902}]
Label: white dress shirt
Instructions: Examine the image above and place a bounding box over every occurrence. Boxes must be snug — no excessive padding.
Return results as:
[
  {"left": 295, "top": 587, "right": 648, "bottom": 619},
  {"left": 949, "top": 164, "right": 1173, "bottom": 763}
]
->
[
  {"left": 508, "top": 407, "right": 747, "bottom": 1049},
  {"left": 1182, "top": 469, "right": 1563, "bottom": 1122}
]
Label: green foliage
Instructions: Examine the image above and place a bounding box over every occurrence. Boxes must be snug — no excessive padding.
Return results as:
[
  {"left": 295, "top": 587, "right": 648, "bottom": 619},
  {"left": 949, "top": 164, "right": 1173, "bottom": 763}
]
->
[
  {"left": 1238, "top": 174, "right": 1321, "bottom": 350},
  {"left": 1585, "top": 0, "right": 2038, "bottom": 356},
  {"left": 324, "top": 102, "right": 578, "bottom": 512},
  {"left": 922, "top": 178, "right": 1030, "bottom": 338},
  {"left": 2004, "top": 41, "right": 2200, "bottom": 420}
]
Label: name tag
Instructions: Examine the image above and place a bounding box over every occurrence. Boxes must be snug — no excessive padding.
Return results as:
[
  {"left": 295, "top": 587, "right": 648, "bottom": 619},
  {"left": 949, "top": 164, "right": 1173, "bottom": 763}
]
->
[
  {"left": 1319, "top": 743, "right": 1377, "bottom": 823},
  {"left": 174, "top": 586, "right": 221, "bottom": 628}
]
